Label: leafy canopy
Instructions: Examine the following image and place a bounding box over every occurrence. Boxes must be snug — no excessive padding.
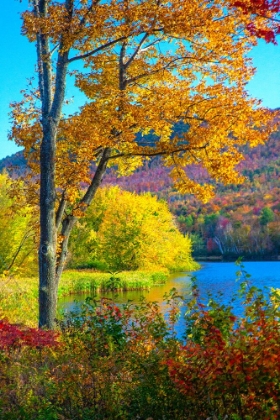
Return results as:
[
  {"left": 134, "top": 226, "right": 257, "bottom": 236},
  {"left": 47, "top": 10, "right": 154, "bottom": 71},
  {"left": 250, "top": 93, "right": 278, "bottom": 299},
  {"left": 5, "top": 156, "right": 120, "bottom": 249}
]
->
[
  {"left": 11, "top": 0, "right": 276, "bottom": 205},
  {"left": 70, "top": 186, "right": 197, "bottom": 272}
]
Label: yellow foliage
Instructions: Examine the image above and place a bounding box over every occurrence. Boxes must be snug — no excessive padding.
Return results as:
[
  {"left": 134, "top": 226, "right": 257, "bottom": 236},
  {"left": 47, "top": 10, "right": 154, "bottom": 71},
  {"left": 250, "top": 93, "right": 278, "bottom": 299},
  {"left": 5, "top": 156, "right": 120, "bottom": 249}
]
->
[
  {"left": 7, "top": 0, "right": 278, "bottom": 313},
  {"left": 270, "top": 288, "right": 280, "bottom": 310},
  {"left": 71, "top": 187, "right": 197, "bottom": 272},
  {"left": 10, "top": 0, "right": 278, "bottom": 210},
  {"left": 0, "top": 173, "right": 37, "bottom": 275}
]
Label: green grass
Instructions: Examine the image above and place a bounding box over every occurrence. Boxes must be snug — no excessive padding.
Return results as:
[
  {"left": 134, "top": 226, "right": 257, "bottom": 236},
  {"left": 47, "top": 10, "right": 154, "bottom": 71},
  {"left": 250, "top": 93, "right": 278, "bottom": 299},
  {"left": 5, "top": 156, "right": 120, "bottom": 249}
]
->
[
  {"left": 0, "top": 269, "right": 168, "bottom": 325},
  {"left": 58, "top": 269, "right": 168, "bottom": 297},
  {"left": 0, "top": 275, "right": 38, "bottom": 326}
]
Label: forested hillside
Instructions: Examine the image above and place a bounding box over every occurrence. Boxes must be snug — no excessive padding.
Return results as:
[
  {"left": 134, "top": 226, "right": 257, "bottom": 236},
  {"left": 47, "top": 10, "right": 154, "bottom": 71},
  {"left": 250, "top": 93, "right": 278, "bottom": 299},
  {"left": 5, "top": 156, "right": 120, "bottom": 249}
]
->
[
  {"left": 105, "top": 129, "right": 280, "bottom": 260},
  {"left": 2, "top": 128, "right": 280, "bottom": 260}
]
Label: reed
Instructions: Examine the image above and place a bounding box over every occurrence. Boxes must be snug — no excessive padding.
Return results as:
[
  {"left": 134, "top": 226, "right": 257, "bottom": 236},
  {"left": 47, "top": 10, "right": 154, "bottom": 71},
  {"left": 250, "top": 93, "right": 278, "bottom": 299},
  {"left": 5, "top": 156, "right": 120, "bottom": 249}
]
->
[
  {"left": 0, "top": 269, "right": 168, "bottom": 325},
  {"left": 58, "top": 269, "right": 168, "bottom": 297}
]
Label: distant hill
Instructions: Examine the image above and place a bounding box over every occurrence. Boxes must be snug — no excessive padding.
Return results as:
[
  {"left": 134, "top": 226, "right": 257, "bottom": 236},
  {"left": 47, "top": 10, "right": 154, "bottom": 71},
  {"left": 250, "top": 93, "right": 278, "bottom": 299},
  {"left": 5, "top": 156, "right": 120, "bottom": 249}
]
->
[
  {"left": 105, "top": 131, "right": 280, "bottom": 259},
  {"left": 1, "top": 130, "right": 280, "bottom": 259},
  {"left": 0, "top": 151, "right": 26, "bottom": 175}
]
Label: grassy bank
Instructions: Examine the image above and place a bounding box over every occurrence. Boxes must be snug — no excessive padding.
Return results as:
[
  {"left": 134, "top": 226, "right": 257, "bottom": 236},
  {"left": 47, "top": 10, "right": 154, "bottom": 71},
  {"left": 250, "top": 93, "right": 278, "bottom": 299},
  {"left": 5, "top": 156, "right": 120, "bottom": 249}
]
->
[
  {"left": 0, "top": 269, "right": 168, "bottom": 326},
  {"left": 58, "top": 269, "right": 168, "bottom": 297}
]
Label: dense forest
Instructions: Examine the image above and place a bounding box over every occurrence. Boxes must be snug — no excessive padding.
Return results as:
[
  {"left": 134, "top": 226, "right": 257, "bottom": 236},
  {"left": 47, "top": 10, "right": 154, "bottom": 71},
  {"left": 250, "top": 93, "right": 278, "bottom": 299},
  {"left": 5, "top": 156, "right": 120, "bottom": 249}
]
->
[{"left": 1, "top": 126, "right": 280, "bottom": 260}]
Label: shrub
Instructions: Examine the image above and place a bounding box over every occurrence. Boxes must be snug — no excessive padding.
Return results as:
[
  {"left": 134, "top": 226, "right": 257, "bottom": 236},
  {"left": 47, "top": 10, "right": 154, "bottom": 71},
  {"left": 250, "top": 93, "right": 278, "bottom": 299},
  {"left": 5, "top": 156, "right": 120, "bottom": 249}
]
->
[
  {"left": 0, "top": 270, "right": 279, "bottom": 419},
  {"left": 166, "top": 275, "right": 280, "bottom": 419}
]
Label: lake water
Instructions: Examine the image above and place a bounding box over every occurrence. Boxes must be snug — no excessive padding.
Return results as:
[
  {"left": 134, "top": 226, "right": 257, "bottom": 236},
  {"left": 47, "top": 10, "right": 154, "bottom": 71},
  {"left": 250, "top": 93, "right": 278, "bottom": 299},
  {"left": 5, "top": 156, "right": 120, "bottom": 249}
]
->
[{"left": 59, "top": 261, "right": 280, "bottom": 337}]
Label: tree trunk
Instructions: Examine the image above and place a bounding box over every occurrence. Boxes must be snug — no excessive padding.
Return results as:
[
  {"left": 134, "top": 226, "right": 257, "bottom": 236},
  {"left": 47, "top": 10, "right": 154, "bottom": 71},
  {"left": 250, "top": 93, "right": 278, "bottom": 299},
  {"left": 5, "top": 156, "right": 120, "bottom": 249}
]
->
[
  {"left": 39, "top": 119, "right": 58, "bottom": 329},
  {"left": 55, "top": 148, "right": 111, "bottom": 284},
  {"left": 35, "top": 0, "right": 69, "bottom": 328}
]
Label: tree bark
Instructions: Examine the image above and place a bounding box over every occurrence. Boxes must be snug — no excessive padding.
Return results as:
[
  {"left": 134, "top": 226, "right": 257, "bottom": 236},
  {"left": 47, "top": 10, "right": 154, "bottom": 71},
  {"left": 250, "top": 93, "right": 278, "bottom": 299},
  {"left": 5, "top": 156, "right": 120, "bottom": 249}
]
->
[
  {"left": 55, "top": 147, "right": 111, "bottom": 282},
  {"left": 35, "top": 0, "right": 69, "bottom": 328},
  {"left": 39, "top": 119, "right": 58, "bottom": 329}
]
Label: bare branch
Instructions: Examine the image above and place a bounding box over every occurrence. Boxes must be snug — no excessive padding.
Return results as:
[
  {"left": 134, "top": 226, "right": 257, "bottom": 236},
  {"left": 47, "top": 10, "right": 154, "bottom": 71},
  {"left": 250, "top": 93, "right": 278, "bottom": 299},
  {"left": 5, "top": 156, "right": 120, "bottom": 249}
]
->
[
  {"left": 55, "top": 192, "right": 67, "bottom": 229},
  {"left": 55, "top": 147, "right": 111, "bottom": 279},
  {"left": 68, "top": 36, "right": 127, "bottom": 63},
  {"left": 124, "top": 33, "right": 149, "bottom": 69},
  {"left": 6, "top": 227, "right": 35, "bottom": 272},
  {"left": 49, "top": 43, "right": 59, "bottom": 57},
  {"left": 136, "top": 35, "right": 165, "bottom": 54},
  {"left": 81, "top": 147, "right": 111, "bottom": 206}
]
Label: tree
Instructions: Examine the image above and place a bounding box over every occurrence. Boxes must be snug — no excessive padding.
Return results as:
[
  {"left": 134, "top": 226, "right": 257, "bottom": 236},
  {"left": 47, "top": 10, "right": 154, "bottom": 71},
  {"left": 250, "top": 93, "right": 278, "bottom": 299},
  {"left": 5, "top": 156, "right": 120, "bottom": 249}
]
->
[
  {"left": 70, "top": 186, "right": 196, "bottom": 272},
  {"left": 0, "top": 173, "right": 36, "bottom": 275},
  {"left": 11, "top": 0, "right": 276, "bottom": 328},
  {"left": 260, "top": 206, "right": 275, "bottom": 225}
]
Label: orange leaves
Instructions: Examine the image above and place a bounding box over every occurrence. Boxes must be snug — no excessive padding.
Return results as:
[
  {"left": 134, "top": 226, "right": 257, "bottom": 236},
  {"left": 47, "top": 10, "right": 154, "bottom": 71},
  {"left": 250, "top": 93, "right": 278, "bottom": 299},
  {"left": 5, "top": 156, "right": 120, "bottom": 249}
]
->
[
  {"left": 14, "top": 0, "right": 278, "bottom": 211},
  {"left": 9, "top": 0, "right": 279, "bottom": 321},
  {"left": 170, "top": 167, "right": 215, "bottom": 202}
]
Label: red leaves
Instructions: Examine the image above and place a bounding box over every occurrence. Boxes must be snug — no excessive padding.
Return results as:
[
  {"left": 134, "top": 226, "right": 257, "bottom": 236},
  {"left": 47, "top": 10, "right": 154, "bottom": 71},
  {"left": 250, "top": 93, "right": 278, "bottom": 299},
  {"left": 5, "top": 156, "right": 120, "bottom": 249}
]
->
[
  {"left": 232, "top": 0, "right": 280, "bottom": 14},
  {"left": 231, "top": 0, "right": 280, "bottom": 43},
  {"left": 247, "top": 23, "right": 278, "bottom": 43},
  {"left": 0, "top": 319, "right": 60, "bottom": 350},
  {"left": 166, "top": 309, "right": 280, "bottom": 418}
]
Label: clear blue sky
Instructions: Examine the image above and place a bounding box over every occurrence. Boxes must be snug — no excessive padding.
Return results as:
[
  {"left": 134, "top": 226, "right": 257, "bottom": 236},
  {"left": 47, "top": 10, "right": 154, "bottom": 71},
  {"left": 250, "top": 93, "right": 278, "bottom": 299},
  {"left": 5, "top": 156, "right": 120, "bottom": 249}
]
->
[{"left": 1, "top": 0, "right": 280, "bottom": 160}]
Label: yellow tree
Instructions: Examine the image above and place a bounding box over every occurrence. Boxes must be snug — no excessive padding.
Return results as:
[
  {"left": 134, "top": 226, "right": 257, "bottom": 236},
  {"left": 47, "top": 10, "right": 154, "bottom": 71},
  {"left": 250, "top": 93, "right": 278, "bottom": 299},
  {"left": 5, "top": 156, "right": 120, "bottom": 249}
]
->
[
  {"left": 0, "top": 174, "right": 36, "bottom": 275},
  {"left": 69, "top": 186, "right": 197, "bottom": 272},
  {"left": 11, "top": 0, "right": 276, "bottom": 328}
]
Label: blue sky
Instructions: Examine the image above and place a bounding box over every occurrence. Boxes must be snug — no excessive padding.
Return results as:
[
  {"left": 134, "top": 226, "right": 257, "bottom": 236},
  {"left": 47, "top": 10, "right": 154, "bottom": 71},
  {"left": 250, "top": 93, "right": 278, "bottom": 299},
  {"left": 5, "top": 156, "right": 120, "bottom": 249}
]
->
[{"left": 1, "top": 1, "right": 280, "bottom": 160}]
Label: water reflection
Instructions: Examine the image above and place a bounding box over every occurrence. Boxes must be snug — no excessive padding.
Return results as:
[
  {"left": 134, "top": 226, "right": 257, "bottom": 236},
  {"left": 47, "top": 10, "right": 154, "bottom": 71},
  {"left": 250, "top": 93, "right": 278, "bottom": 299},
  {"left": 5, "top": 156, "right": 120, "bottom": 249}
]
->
[
  {"left": 58, "top": 272, "right": 193, "bottom": 314},
  {"left": 58, "top": 261, "right": 280, "bottom": 338}
]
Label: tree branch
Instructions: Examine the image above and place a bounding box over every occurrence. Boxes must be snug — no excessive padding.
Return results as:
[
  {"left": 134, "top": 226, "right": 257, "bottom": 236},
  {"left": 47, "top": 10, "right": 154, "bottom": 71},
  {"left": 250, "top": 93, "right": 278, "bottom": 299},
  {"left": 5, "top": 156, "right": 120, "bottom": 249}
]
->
[
  {"left": 55, "top": 192, "right": 67, "bottom": 229},
  {"left": 125, "top": 53, "right": 202, "bottom": 85},
  {"left": 55, "top": 147, "right": 111, "bottom": 279},
  {"left": 124, "top": 32, "right": 149, "bottom": 69},
  {"left": 107, "top": 144, "right": 208, "bottom": 160},
  {"left": 81, "top": 147, "right": 111, "bottom": 206},
  {"left": 6, "top": 227, "right": 35, "bottom": 272},
  {"left": 78, "top": 0, "right": 102, "bottom": 29},
  {"left": 68, "top": 36, "right": 127, "bottom": 63},
  {"left": 34, "top": 0, "right": 52, "bottom": 115}
]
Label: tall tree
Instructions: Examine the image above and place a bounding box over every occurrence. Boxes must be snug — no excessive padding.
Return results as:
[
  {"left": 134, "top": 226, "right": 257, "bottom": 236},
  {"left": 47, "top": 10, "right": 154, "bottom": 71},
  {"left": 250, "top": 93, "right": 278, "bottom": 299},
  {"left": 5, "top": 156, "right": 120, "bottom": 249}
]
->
[{"left": 11, "top": 0, "right": 276, "bottom": 328}]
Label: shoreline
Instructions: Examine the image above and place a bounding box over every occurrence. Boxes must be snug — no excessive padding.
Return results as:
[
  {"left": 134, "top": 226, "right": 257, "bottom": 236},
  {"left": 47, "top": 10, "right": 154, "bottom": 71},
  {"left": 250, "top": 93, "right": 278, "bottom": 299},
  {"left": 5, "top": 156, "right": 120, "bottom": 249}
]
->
[
  {"left": 195, "top": 256, "right": 280, "bottom": 262},
  {"left": 58, "top": 269, "right": 169, "bottom": 297},
  {"left": 0, "top": 269, "right": 169, "bottom": 326}
]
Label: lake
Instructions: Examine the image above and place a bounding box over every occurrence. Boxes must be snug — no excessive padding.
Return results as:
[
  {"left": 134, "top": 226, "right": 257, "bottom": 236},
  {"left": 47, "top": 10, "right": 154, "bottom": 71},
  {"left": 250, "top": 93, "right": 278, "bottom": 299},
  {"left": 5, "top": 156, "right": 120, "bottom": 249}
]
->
[{"left": 58, "top": 261, "right": 280, "bottom": 336}]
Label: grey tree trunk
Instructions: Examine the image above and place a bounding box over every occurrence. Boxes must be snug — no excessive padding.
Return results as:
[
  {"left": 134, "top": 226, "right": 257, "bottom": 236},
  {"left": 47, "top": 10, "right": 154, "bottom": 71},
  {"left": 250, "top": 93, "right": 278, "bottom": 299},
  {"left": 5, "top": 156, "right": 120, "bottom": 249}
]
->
[
  {"left": 38, "top": 120, "right": 58, "bottom": 328},
  {"left": 35, "top": 0, "right": 69, "bottom": 329}
]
